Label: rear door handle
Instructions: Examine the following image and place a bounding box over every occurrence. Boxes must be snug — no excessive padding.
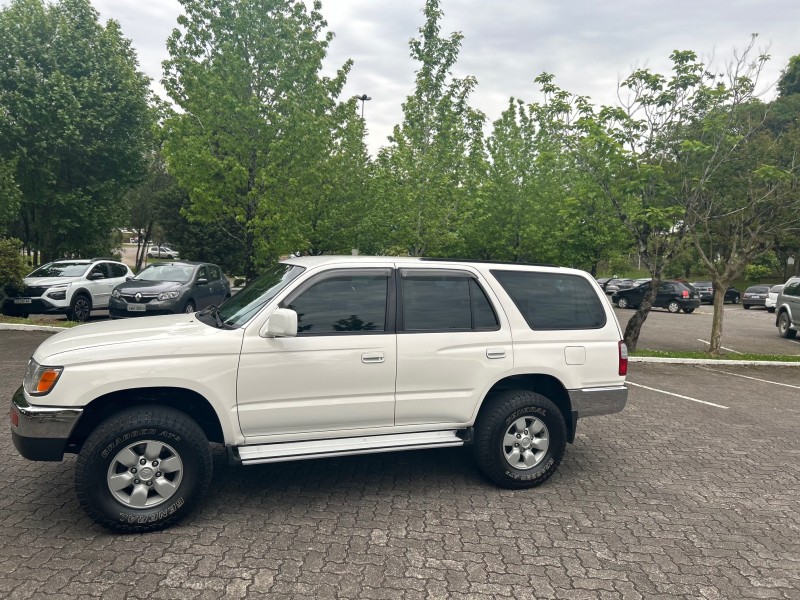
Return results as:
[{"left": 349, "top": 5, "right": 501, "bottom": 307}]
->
[
  {"left": 361, "top": 352, "right": 385, "bottom": 364},
  {"left": 486, "top": 348, "right": 506, "bottom": 359}
]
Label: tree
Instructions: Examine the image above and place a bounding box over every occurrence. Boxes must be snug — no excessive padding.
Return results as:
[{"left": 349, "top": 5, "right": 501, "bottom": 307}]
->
[
  {"left": 374, "top": 0, "right": 485, "bottom": 257},
  {"left": 778, "top": 54, "right": 800, "bottom": 98},
  {"left": 571, "top": 40, "right": 772, "bottom": 350},
  {"left": 0, "top": 0, "right": 153, "bottom": 262},
  {"left": 163, "top": 0, "right": 352, "bottom": 281}
]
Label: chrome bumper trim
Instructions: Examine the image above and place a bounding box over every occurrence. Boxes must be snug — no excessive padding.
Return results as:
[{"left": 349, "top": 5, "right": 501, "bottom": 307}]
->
[
  {"left": 11, "top": 386, "right": 83, "bottom": 439},
  {"left": 568, "top": 385, "right": 628, "bottom": 418}
]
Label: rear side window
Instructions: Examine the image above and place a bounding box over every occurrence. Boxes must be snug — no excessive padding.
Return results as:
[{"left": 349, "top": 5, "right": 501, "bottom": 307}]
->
[
  {"left": 400, "top": 271, "right": 499, "bottom": 332},
  {"left": 108, "top": 263, "right": 128, "bottom": 278},
  {"left": 491, "top": 270, "right": 606, "bottom": 330}
]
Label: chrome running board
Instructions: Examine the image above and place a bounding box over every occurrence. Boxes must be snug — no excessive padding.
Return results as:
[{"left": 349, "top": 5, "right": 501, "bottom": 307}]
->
[{"left": 235, "top": 430, "right": 465, "bottom": 465}]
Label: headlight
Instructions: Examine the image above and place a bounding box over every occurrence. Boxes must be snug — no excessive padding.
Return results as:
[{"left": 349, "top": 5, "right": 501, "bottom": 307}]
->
[
  {"left": 112, "top": 289, "right": 121, "bottom": 298},
  {"left": 23, "top": 359, "right": 63, "bottom": 396},
  {"left": 47, "top": 289, "right": 67, "bottom": 300},
  {"left": 158, "top": 291, "right": 180, "bottom": 300}
]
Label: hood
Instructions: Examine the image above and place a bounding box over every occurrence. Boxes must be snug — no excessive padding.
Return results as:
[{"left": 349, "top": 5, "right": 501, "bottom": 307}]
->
[
  {"left": 24, "top": 276, "right": 79, "bottom": 288},
  {"left": 33, "top": 313, "right": 229, "bottom": 363},
  {"left": 114, "top": 280, "right": 186, "bottom": 294}
]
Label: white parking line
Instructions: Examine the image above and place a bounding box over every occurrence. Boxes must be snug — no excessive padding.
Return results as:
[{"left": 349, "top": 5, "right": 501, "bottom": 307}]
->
[
  {"left": 695, "top": 366, "right": 800, "bottom": 390},
  {"left": 696, "top": 339, "right": 743, "bottom": 354},
  {"left": 627, "top": 381, "right": 729, "bottom": 409}
]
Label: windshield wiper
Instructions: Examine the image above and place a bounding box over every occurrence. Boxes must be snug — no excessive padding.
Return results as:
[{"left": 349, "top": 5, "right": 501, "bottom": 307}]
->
[{"left": 196, "top": 304, "right": 228, "bottom": 329}]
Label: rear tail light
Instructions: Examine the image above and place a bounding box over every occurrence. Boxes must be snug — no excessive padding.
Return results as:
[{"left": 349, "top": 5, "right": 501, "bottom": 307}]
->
[
  {"left": 682, "top": 290, "right": 689, "bottom": 298},
  {"left": 618, "top": 340, "right": 628, "bottom": 376}
]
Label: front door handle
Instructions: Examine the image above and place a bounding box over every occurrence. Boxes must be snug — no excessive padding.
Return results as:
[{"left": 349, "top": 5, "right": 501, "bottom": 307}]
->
[
  {"left": 486, "top": 348, "right": 506, "bottom": 359},
  {"left": 361, "top": 352, "right": 385, "bottom": 364}
]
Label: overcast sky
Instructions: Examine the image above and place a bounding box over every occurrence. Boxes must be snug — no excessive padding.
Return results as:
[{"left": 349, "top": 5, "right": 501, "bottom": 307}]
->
[{"left": 19, "top": 1, "right": 800, "bottom": 154}]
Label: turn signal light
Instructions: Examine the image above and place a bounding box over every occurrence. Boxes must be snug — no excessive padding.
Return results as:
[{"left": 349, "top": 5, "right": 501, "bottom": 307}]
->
[{"left": 37, "top": 369, "right": 62, "bottom": 394}]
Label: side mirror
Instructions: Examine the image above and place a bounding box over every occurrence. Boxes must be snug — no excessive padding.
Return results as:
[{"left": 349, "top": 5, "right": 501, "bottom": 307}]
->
[
  {"left": 260, "top": 308, "right": 298, "bottom": 338},
  {"left": 89, "top": 272, "right": 105, "bottom": 280},
  {"left": 126, "top": 276, "right": 134, "bottom": 281},
  {"left": 196, "top": 278, "right": 208, "bottom": 285}
]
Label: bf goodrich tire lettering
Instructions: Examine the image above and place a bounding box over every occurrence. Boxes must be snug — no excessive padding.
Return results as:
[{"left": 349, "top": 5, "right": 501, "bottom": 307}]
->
[
  {"left": 474, "top": 390, "right": 566, "bottom": 489},
  {"left": 76, "top": 405, "right": 212, "bottom": 533}
]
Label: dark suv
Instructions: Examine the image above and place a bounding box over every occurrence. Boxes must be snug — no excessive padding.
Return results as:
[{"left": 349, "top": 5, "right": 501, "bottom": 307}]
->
[{"left": 612, "top": 281, "right": 701, "bottom": 313}]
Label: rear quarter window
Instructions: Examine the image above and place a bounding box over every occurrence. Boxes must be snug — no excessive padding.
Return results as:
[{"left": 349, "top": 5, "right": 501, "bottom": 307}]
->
[{"left": 491, "top": 270, "right": 607, "bottom": 330}]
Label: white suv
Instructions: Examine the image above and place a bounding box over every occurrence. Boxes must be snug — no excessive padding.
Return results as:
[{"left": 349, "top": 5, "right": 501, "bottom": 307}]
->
[
  {"left": 11, "top": 256, "right": 628, "bottom": 532},
  {"left": 2, "top": 258, "right": 133, "bottom": 321}
]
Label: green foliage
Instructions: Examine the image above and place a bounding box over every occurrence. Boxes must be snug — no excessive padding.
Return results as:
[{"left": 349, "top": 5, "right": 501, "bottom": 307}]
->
[
  {"left": 372, "top": 0, "right": 485, "bottom": 257},
  {"left": 162, "top": 0, "right": 356, "bottom": 280},
  {"left": 778, "top": 54, "right": 800, "bottom": 97},
  {"left": 0, "top": 0, "right": 153, "bottom": 261},
  {"left": 0, "top": 238, "right": 27, "bottom": 296}
]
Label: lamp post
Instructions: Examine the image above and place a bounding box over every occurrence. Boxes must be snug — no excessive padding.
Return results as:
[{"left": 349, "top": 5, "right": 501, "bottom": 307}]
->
[{"left": 356, "top": 94, "right": 371, "bottom": 119}]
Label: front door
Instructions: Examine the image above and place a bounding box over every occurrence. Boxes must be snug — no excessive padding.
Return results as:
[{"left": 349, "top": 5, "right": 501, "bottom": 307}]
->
[{"left": 237, "top": 268, "right": 396, "bottom": 440}]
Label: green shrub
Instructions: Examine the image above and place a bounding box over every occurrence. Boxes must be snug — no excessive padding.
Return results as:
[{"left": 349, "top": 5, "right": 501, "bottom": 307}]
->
[
  {"left": 744, "top": 263, "right": 771, "bottom": 281},
  {"left": 0, "top": 238, "right": 27, "bottom": 297}
]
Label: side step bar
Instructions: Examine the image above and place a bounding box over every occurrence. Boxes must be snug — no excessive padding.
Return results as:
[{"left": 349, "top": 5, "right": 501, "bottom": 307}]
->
[{"left": 233, "top": 430, "right": 466, "bottom": 466}]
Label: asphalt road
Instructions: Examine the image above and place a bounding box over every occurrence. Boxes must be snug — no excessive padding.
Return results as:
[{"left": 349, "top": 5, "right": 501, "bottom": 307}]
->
[{"left": 1, "top": 330, "right": 798, "bottom": 599}]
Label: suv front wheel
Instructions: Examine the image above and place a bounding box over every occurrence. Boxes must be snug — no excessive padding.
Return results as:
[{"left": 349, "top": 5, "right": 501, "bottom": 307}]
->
[
  {"left": 67, "top": 293, "right": 92, "bottom": 321},
  {"left": 778, "top": 312, "right": 797, "bottom": 339},
  {"left": 474, "top": 390, "right": 566, "bottom": 489},
  {"left": 75, "top": 405, "right": 213, "bottom": 533}
]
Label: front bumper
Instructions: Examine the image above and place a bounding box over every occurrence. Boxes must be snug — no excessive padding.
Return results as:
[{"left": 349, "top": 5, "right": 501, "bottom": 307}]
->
[
  {"left": 2, "top": 297, "right": 66, "bottom": 316},
  {"left": 108, "top": 296, "right": 182, "bottom": 318},
  {"left": 568, "top": 385, "right": 628, "bottom": 419},
  {"left": 10, "top": 386, "right": 83, "bottom": 461}
]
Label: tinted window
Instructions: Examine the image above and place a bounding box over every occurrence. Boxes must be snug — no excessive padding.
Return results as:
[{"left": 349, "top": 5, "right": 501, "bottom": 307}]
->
[
  {"left": 492, "top": 270, "right": 606, "bottom": 330},
  {"left": 89, "top": 264, "right": 108, "bottom": 279},
  {"left": 289, "top": 274, "right": 388, "bottom": 334},
  {"left": 108, "top": 263, "right": 128, "bottom": 278},
  {"left": 208, "top": 265, "right": 221, "bottom": 280},
  {"left": 196, "top": 266, "right": 209, "bottom": 281},
  {"left": 400, "top": 273, "right": 498, "bottom": 331},
  {"left": 783, "top": 281, "right": 800, "bottom": 296}
]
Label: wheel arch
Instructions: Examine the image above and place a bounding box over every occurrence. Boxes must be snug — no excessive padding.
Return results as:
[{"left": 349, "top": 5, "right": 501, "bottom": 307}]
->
[
  {"left": 70, "top": 288, "right": 93, "bottom": 303},
  {"left": 475, "top": 374, "right": 575, "bottom": 443},
  {"left": 66, "top": 387, "right": 224, "bottom": 454}
]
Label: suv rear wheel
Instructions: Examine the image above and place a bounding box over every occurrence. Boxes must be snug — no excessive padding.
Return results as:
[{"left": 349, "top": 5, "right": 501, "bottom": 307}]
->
[
  {"left": 75, "top": 405, "right": 212, "bottom": 533},
  {"left": 474, "top": 390, "right": 566, "bottom": 489},
  {"left": 667, "top": 300, "right": 681, "bottom": 313}
]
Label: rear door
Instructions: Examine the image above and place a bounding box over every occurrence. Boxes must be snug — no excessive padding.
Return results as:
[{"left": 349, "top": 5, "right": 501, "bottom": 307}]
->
[{"left": 394, "top": 268, "right": 512, "bottom": 425}]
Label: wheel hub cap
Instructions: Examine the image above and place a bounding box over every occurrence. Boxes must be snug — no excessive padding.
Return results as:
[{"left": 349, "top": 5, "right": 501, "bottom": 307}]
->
[
  {"left": 503, "top": 416, "right": 549, "bottom": 470},
  {"left": 107, "top": 441, "right": 183, "bottom": 508}
]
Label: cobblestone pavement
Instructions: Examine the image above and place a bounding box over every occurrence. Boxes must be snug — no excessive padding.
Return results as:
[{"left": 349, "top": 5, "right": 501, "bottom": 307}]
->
[{"left": 1, "top": 331, "right": 799, "bottom": 599}]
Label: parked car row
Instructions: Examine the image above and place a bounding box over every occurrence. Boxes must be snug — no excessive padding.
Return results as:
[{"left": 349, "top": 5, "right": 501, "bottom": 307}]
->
[
  {"left": 2, "top": 258, "right": 230, "bottom": 321},
  {"left": 611, "top": 280, "right": 700, "bottom": 313}
]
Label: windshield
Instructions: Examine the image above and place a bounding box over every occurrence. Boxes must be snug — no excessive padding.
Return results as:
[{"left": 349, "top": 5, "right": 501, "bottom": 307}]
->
[
  {"left": 135, "top": 264, "right": 194, "bottom": 283},
  {"left": 216, "top": 264, "right": 305, "bottom": 328},
  {"left": 28, "top": 262, "right": 89, "bottom": 278}
]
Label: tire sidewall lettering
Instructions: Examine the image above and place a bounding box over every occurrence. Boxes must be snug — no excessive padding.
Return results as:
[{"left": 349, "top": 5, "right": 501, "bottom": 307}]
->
[{"left": 100, "top": 429, "right": 182, "bottom": 459}]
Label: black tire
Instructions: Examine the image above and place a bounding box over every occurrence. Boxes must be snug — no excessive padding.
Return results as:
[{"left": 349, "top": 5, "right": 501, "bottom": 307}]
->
[
  {"left": 683, "top": 307, "right": 695, "bottom": 314},
  {"left": 75, "top": 405, "right": 212, "bottom": 533},
  {"left": 147, "top": 253, "right": 154, "bottom": 259},
  {"left": 778, "top": 312, "right": 797, "bottom": 339},
  {"left": 183, "top": 300, "right": 196, "bottom": 313},
  {"left": 667, "top": 300, "right": 681, "bottom": 313},
  {"left": 616, "top": 297, "right": 629, "bottom": 309},
  {"left": 767, "top": 307, "right": 776, "bottom": 314},
  {"left": 743, "top": 304, "right": 750, "bottom": 310},
  {"left": 474, "top": 390, "right": 566, "bottom": 489},
  {"left": 732, "top": 296, "right": 739, "bottom": 304},
  {"left": 67, "top": 294, "right": 92, "bottom": 321}
]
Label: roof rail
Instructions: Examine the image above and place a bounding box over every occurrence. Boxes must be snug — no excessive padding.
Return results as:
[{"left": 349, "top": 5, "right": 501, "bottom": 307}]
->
[
  {"left": 89, "top": 257, "right": 118, "bottom": 262},
  {"left": 419, "top": 257, "right": 560, "bottom": 268}
]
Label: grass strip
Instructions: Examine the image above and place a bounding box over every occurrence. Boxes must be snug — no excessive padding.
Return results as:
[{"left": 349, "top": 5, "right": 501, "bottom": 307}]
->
[
  {"left": 0, "top": 316, "right": 80, "bottom": 328},
  {"left": 631, "top": 349, "right": 800, "bottom": 362}
]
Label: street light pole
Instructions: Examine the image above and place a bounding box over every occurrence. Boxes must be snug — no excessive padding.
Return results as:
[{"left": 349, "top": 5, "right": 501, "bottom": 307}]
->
[{"left": 356, "top": 94, "right": 371, "bottom": 119}]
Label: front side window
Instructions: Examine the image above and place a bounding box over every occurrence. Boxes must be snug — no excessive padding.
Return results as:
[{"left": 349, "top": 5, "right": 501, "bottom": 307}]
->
[
  {"left": 400, "top": 271, "right": 499, "bottom": 332},
  {"left": 492, "top": 270, "right": 607, "bottom": 330},
  {"left": 208, "top": 265, "right": 221, "bottom": 280},
  {"left": 288, "top": 272, "right": 389, "bottom": 334},
  {"left": 196, "top": 266, "right": 209, "bottom": 282},
  {"left": 783, "top": 281, "right": 800, "bottom": 297},
  {"left": 216, "top": 264, "right": 305, "bottom": 328}
]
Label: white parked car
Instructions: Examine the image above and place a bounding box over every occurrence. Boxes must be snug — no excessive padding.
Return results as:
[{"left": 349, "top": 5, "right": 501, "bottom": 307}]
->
[
  {"left": 2, "top": 258, "right": 134, "bottom": 321},
  {"left": 11, "top": 256, "right": 628, "bottom": 532},
  {"left": 147, "top": 246, "right": 179, "bottom": 259},
  {"left": 765, "top": 284, "right": 784, "bottom": 313}
]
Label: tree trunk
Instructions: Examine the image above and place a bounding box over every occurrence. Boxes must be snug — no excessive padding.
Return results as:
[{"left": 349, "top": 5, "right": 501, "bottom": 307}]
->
[
  {"left": 622, "top": 281, "right": 660, "bottom": 351},
  {"left": 707, "top": 287, "right": 726, "bottom": 355}
]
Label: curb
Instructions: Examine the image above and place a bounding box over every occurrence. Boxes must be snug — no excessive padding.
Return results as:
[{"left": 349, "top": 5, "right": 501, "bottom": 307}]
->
[
  {"left": 0, "top": 323, "right": 66, "bottom": 333},
  {"left": 630, "top": 356, "right": 800, "bottom": 366}
]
